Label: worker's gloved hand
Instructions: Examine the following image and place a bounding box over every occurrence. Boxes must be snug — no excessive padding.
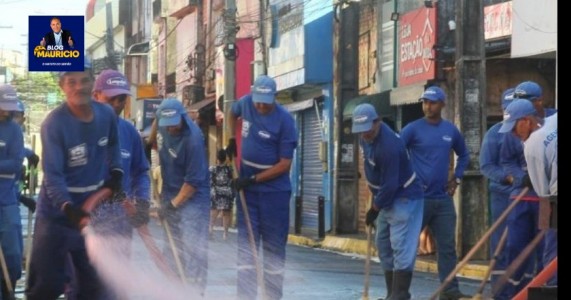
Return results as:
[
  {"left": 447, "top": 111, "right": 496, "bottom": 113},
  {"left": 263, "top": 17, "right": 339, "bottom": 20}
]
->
[
  {"left": 232, "top": 175, "right": 256, "bottom": 190},
  {"left": 500, "top": 175, "right": 513, "bottom": 185},
  {"left": 129, "top": 200, "right": 150, "bottom": 228},
  {"left": 61, "top": 202, "right": 90, "bottom": 230},
  {"left": 522, "top": 174, "right": 534, "bottom": 189},
  {"left": 225, "top": 137, "right": 237, "bottom": 158},
  {"left": 27, "top": 153, "right": 40, "bottom": 169},
  {"left": 103, "top": 169, "right": 123, "bottom": 194},
  {"left": 20, "top": 195, "right": 37, "bottom": 213},
  {"left": 365, "top": 207, "right": 380, "bottom": 227},
  {"left": 158, "top": 201, "right": 177, "bottom": 220}
]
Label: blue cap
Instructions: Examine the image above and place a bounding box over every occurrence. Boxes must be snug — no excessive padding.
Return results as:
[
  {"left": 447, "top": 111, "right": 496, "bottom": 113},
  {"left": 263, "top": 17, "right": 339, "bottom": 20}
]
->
[
  {"left": 157, "top": 98, "right": 185, "bottom": 127},
  {"left": 498, "top": 99, "right": 537, "bottom": 133},
  {"left": 251, "top": 75, "right": 276, "bottom": 104},
  {"left": 514, "top": 81, "right": 542, "bottom": 101},
  {"left": 501, "top": 88, "right": 515, "bottom": 110},
  {"left": 352, "top": 103, "right": 379, "bottom": 133},
  {"left": 419, "top": 86, "right": 446, "bottom": 102},
  {"left": 0, "top": 84, "right": 20, "bottom": 111},
  {"left": 15, "top": 100, "right": 25, "bottom": 112}
]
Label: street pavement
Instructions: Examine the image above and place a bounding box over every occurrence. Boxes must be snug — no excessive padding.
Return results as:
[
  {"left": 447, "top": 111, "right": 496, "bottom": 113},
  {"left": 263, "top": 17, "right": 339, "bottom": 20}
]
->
[{"left": 15, "top": 209, "right": 489, "bottom": 300}]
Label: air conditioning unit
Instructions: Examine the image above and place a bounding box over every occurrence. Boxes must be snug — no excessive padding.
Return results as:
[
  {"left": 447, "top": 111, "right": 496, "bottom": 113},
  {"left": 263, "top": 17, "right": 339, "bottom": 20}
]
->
[{"left": 250, "top": 61, "right": 266, "bottom": 83}]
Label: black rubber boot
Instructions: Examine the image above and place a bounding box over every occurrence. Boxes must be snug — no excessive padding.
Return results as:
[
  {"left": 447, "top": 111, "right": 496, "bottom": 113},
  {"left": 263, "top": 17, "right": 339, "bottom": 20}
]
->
[
  {"left": 377, "top": 270, "right": 394, "bottom": 300},
  {"left": 387, "top": 270, "right": 413, "bottom": 300},
  {"left": 438, "top": 289, "right": 471, "bottom": 300}
]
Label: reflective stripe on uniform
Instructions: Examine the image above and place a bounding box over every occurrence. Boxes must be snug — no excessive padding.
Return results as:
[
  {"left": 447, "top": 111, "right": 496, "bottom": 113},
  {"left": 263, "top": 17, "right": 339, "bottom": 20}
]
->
[
  {"left": 264, "top": 268, "right": 284, "bottom": 275},
  {"left": 403, "top": 172, "right": 416, "bottom": 188},
  {"left": 67, "top": 180, "right": 104, "bottom": 193},
  {"left": 367, "top": 172, "right": 416, "bottom": 191},
  {"left": 237, "top": 264, "right": 256, "bottom": 270},
  {"left": 507, "top": 271, "right": 535, "bottom": 286},
  {"left": 0, "top": 173, "right": 16, "bottom": 179},
  {"left": 242, "top": 159, "right": 273, "bottom": 170},
  {"left": 367, "top": 181, "right": 380, "bottom": 190}
]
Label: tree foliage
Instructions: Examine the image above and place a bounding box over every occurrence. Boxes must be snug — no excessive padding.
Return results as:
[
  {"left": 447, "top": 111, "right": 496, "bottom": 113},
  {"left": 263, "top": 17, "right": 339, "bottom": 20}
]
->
[
  {"left": 11, "top": 72, "right": 63, "bottom": 110},
  {"left": 10, "top": 72, "right": 63, "bottom": 134}
]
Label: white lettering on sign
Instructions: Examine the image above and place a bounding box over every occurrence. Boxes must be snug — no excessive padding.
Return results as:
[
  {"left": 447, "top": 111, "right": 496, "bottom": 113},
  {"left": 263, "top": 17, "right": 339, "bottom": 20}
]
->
[
  {"left": 401, "top": 24, "right": 411, "bottom": 39},
  {"left": 400, "top": 35, "right": 425, "bottom": 63}
]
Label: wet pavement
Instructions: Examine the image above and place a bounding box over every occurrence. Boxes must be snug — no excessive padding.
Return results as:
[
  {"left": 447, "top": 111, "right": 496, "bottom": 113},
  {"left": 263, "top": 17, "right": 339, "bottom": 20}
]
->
[{"left": 14, "top": 209, "right": 487, "bottom": 300}]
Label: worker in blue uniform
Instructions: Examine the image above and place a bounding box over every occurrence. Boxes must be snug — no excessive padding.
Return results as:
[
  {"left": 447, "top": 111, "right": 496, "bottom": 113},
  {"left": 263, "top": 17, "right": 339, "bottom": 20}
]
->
[
  {"left": 6, "top": 99, "right": 38, "bottom": 298},
  {"left": 400, "top": 86, "right": 471, "bottom": 300},
  {"left": 91, "top": 69, "right": 151, "bottom": 299},
  {"left": 498, "top": 80, "right": 557, "bottom": 298},
  {"left": 25, "top": 58, "right": 124, "bottom": 300},
  {"left": 352, "top": 103, "right": 424, "bottom": 300},
  {"left": 226, "top": 75, "right": 298, "bottom": 300},
  {"left": 10, "top": 100, "right": 40, "bottom": 212},
  {"left": 478, "top": 88, "right": 515, "bottom": 300},
  {"left": 0, "top": 84, "right": 25, "bottom": 300},
  {"left": 499, "top": 99, "right": 557, "bottom": 288},
  {"left": 91, "top": 69, "right": 150, "bottom": 234},
  {"left": 155, "top": 98, "right": 210, "bottom": 296}
]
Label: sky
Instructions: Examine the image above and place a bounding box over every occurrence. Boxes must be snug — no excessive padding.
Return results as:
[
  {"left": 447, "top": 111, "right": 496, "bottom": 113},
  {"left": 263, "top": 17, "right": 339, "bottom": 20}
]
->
[{"left": 0, "top": 0, "right": 88, "bottom": 55}]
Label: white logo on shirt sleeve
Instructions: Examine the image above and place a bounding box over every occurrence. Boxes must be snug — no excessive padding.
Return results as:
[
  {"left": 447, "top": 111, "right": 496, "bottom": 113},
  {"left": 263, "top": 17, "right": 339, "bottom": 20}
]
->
[
  {"left": 168, "top": 148, "right": 177, "bottom": 158},
  {"left": 157, "top": 133, "right": 163, "bottom": 152},
  {"left": 242, "top": 120, "right": 250, "bottom": 138},
  {"left": 98, "top": 137, "right": 109, "bottom": 146}
]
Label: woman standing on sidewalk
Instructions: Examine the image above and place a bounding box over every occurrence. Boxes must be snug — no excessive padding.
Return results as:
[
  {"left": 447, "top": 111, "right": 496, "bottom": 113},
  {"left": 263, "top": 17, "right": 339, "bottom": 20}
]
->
[{"left": 209, "top": 149, "right": 235, "bottom": 240}]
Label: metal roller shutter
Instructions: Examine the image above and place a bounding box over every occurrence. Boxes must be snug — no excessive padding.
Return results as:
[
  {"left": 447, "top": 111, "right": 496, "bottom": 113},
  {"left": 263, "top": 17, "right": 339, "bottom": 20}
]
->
[{"left": 300, "top": 108, "right": 322, "bottom": 236}]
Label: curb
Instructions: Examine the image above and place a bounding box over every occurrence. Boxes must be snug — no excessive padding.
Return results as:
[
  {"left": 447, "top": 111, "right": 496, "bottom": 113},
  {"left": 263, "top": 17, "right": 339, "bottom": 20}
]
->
[{"left": 287, "top": 234, "right": 488, "bottom": 280}]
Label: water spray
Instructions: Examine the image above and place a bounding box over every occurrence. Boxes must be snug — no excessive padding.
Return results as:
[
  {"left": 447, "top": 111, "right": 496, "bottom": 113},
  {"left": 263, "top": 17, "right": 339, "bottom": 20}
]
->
[{"left": 80, "top": 188, "right": 201, "bottom": 299}]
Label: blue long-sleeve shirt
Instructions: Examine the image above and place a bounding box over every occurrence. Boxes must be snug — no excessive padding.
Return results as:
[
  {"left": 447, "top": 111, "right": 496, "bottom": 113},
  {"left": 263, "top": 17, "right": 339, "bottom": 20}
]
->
[
  {"left": 157, "top": 115, "right": 210, "bottom": 206},
  {"left": 400, "top": 118, "right": 470, "bottom": 198},
  {"left": 0, "top": 120, "right": 24, "bottom": 206},
  {"left": 117, "top": 118, "right": 150, "bottom": 201},
  {"left": 37, "top": 101, "right": 122, "bottom": 217},
  {"left": 360, "top": 123, "right": 423, "bottom": 209},
  {"left": 479, "top": 122, "right": 513, "bottom": 194}
]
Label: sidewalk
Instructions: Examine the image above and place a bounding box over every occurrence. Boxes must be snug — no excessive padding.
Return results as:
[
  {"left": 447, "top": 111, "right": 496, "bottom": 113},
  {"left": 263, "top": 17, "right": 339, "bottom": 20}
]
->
[{"left": 287, "top": 233, "right": 489, "bottom": 280}]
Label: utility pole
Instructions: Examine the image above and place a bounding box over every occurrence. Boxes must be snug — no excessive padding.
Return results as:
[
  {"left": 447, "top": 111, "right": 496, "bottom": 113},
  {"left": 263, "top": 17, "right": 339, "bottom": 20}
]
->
[
  {"left": 105, "top": 0, "right": 117, "bottom": 70},
  {"left": 455, "top": 0, "right": 488, "bottom": 259},
  {"left": 195, "top": 0, "right": 204, "bottom": 87},
  {"left": 222, "top": 0, "right": 237, "bottom": 142}
]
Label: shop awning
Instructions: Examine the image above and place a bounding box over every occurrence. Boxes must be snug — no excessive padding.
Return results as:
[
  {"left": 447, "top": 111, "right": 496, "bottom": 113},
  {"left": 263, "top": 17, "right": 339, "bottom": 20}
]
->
[
  {"left": 343, "top": 91, "right": 394, "bottom": 121},
  {"left": 390, "top": 83, "right": 426, "bottom": 106}
]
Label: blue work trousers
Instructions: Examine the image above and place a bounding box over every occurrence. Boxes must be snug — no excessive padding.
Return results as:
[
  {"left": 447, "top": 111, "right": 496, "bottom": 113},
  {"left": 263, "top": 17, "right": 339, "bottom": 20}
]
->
[
  {"left": 543, "top": 228, "right": 557, "bottom": 285},
  {"left": 422, "top": 197, "right": 461, "bottom": 294},
  {"left": 489, "top": 191, "right": 511, "bottom": 300},
  {"left": 503, "top": 200, "right": 543, "bottom": 298},
  {"left": 376, "top": 196, "right": 424, "bottom": 272},
  {"left": 25, "top": 216, "right": 104, "bottom": 300},
  {"left": 162, "top": 198, "right": 210, "bottom": 295},
  {"left": 0, "top": 204, "right": 22, "bottom": 300},
  {"left": 237, "top": 190, "right": 290, "bottom": 300}
]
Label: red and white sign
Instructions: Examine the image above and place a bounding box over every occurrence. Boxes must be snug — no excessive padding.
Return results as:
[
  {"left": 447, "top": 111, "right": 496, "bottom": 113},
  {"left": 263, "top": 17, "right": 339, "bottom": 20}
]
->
[
  {"left": 484, "top": 1, "right": 512, "bottom": 40},
  {"left": 398, "top": 7, "right": 436, "bottom": 87}
]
